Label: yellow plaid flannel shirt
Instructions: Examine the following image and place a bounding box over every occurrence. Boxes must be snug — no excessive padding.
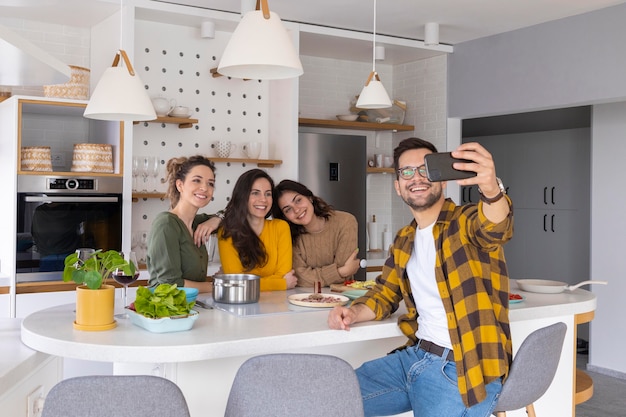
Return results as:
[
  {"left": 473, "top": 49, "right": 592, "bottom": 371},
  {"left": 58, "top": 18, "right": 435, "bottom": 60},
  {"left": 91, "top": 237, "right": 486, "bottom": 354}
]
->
[{"left": 355, "top": 197, "right": 514, "bottom": 407}]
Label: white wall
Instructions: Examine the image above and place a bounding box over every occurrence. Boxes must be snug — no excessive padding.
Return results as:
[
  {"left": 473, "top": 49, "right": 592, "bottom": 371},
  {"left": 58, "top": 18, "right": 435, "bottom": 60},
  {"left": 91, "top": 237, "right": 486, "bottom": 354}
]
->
[{"left": 589, "top": 102, "right": 626, "bottom": 377}]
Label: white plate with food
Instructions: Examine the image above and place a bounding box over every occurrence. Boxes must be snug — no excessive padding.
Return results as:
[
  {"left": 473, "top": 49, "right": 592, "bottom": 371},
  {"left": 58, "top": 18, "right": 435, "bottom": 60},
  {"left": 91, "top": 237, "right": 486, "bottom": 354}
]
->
[{"left": 287, "top": 293, "right": 350, "bottom": 308}]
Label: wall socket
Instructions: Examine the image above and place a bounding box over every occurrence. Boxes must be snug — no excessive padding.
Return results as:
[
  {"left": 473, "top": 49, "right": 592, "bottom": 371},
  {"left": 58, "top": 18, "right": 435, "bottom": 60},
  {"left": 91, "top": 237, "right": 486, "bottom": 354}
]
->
[
  {"left": 27, "top": 385, "right": 44, "bottom": 417},
  {"left": 51, "top": 153, "right": 65, "bottom": 167}
]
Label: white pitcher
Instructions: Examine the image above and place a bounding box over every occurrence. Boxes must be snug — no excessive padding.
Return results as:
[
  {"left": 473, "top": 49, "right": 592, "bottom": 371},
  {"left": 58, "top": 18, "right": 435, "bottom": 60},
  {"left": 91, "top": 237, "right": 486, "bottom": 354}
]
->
[
  {"left": 242, "top": 142, "right": 262, "bottom": 159},
  {"left": 151, "top": 97, "right": 176, "bottom": 117}
]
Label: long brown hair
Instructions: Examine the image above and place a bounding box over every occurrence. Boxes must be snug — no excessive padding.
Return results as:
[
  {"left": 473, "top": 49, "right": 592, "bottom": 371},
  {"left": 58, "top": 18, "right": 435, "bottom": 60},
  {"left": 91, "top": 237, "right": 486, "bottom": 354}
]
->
[
  {"left": 272, "top": 179, "right": 334, "bottom": 242},
  {"left": 164, "top": 155, "right": 216, "bottom": 209},
  {"left": 220, "top": 169, "right": 275, "bottom": 270}
]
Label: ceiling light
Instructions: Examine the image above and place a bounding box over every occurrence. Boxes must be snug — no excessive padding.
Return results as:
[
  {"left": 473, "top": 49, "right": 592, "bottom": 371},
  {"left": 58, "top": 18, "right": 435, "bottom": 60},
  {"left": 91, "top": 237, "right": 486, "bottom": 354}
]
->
[
  {"left": 201, "top": 21, "right": 215, "bottom": 39},
  {"left": 83, "top": 0, "right": 155, "bottom": 121},
  {"left": 424, "top": 22, "right": 440, "bottom": 46},
  {"left": 375, "top": 45, "right": 385, "bottom": 61},
  {"left": 356, "top": 0, "right": 392, "bottom": 109},
  {"left": 217, "top": 0, "right": 303, "bottom": 80}
]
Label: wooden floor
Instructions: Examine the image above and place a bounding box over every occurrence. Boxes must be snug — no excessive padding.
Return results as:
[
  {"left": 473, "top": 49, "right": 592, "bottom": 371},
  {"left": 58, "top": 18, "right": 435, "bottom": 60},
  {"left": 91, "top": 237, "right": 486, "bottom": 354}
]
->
[{"left": 576, "top": 354, "right": 626, "bottom": 417}]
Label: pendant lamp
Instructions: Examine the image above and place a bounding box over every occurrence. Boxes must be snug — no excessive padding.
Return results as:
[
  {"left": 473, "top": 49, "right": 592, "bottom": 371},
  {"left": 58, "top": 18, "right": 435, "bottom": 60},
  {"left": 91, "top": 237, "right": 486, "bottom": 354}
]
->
[
  {"left": 83, "top": 50, "right": 156, "bottom": 121},
  {"left": 356, "top": 0, "right": 392, "bottom": 109},
  {"left": 83, "top": 1, "right": 156, "bottom": 121},
  {"left": 217, "top": 0, "right": 303, "bottom": 80}
]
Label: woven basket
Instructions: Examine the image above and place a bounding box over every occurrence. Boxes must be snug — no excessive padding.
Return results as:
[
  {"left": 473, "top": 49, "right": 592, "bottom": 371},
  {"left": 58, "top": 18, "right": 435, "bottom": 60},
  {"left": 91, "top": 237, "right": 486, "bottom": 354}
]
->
[
  {"left": 71, "top": 143, "right": 114, "bottom": 173},
  {"left": 21, "top": 146, "right": 53, "bottom": 172},
  {"left": 43, "top": 65, "right": 90, "bottom": 100}
]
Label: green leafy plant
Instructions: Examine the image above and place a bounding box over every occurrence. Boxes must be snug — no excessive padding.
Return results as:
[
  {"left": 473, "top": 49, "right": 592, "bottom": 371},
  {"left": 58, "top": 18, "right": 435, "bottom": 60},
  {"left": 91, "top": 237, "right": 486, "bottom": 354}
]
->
[
  {"left": 133, "top": 284, "right": 193, "bottom": 318},
  {"left": 63, "top": 250, "right": 135, "bottom": 290}
]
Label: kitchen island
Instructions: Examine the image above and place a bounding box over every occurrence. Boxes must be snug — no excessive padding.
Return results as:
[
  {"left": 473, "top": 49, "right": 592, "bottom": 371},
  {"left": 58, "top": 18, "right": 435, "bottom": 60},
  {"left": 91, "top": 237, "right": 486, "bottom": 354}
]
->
[{"left": 21, "top": 283, "right": 596, "bottom": 417}]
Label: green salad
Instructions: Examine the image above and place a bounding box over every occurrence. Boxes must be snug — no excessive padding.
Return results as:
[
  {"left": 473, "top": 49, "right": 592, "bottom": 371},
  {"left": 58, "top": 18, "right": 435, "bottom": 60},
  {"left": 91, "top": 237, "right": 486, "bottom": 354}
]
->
[{"left": 133, "top": 284, "right": 194, "bottom": 318}]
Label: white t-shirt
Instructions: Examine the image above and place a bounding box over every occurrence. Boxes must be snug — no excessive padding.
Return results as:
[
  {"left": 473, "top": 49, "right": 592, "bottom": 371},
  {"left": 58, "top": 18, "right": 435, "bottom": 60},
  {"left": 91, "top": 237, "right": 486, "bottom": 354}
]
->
[{"left": 407, "top": 222, "right": 452, "bottom": 348}]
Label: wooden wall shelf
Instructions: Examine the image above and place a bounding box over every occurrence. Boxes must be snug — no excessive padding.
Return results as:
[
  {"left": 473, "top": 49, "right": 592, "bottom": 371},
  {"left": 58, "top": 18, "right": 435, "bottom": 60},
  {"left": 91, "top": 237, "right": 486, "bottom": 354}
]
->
[
  {"left": 299, "top": 117, "right": 414, "bottom": 132},
  {"left": 132, "top": 192, "right": 165, "bottom": 201},
  {"left": 367, "top": 167, "right": 395, "bottom": 174},
  {"left": 134, "top": 116, "right": 198, "bottom": 128},
  {"left": 209, "top": 158, "right": 282, "bottom": 168}
]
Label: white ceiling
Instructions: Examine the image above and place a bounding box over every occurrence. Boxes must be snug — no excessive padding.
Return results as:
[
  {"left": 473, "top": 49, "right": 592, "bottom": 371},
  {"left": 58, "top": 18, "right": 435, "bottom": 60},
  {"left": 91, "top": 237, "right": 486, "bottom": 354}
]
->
[{"left": 2, "top": 0, "right": 626, "bottom": 64}]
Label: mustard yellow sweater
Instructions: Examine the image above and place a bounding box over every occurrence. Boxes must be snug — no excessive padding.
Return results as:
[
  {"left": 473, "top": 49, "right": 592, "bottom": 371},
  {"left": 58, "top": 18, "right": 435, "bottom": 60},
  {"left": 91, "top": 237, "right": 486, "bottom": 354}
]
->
[{"left": 218, "top": 219, "right": 293, "bottom": 291}]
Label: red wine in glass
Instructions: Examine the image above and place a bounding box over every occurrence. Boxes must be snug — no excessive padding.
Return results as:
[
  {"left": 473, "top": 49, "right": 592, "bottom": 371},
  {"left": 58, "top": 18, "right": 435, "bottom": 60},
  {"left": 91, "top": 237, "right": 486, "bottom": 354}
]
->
[
  {"left": 114, "top": 251, "right": 139, "bottom": 319},
  {"left": 113, "top": 271, "right": 140, "bottom": 286}
]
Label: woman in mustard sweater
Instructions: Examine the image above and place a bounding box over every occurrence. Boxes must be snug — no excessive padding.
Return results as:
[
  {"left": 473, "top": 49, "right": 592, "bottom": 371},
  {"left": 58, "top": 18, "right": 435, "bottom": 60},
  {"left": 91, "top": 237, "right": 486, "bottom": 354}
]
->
[{"left": 218, "top": 169, "right": 297, "bottom": 291}]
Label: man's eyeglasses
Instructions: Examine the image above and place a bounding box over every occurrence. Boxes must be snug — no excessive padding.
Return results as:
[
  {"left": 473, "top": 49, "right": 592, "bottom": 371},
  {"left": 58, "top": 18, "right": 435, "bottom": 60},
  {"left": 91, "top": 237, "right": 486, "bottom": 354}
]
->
[{"left": 397, "top": 165, "right": 428, "bottom": 180}]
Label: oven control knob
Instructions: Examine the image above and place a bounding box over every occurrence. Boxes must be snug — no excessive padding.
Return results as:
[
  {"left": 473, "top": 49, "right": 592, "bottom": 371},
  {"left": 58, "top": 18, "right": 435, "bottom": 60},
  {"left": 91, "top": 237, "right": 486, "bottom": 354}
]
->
[{"left": 66, "top": 179, "right": 79, "bottom": 190}]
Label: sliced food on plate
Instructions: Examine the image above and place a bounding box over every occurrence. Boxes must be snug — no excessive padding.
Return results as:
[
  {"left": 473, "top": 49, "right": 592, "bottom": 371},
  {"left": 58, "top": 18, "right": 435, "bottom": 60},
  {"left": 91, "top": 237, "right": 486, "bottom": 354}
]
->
[{"left": 288, "top": 293, "right": 349, "bottom": 308}]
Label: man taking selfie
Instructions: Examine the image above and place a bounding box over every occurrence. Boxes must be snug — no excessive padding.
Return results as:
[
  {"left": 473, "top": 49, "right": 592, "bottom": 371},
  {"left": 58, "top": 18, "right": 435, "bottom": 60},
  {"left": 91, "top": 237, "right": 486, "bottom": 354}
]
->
[{"left": 328, "top": 137, "right": 513, "bottom": 416}]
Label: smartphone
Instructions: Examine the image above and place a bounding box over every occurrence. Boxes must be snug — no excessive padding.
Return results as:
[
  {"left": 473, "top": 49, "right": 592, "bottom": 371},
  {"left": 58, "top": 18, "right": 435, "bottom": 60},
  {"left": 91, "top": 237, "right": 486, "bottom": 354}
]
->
[{"left": 424, "top": 152, "right": 477, "bottom": 182}]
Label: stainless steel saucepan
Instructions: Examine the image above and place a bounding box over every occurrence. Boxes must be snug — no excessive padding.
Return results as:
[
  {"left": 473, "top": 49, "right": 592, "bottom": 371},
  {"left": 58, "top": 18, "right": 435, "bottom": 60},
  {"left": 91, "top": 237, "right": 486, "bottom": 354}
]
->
[{"left": 516, "top": 279, "right": 607, "bottom": 294}]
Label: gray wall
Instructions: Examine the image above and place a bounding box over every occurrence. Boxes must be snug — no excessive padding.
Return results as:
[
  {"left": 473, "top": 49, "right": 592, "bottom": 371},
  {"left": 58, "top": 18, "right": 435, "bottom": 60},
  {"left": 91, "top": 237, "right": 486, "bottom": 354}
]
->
[
  {"left": 447, "top": 3, "right": 626, "bottom": 377},
  {"left": 448, "top": 3, "right": 626, "bottom": 119}
]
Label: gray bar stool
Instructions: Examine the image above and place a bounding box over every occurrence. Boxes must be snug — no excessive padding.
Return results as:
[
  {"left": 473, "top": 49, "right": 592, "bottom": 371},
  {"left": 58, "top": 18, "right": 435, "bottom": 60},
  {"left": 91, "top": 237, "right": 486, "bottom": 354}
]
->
[{"left": 493, "top": 322, "right": 567, "bottom": 417}]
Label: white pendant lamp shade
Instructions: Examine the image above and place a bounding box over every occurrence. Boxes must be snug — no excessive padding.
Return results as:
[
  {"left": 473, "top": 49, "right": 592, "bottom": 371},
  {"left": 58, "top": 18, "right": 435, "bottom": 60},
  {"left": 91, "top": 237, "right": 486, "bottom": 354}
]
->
[
  {"left": 83, "top": 50, "right": 156, "bottom": 121},
  {"left": 356, "top": 72, "right": 392, "bottom": 109},
  {"left": 218, "top": 4, "right": 303, "bottom": 80},
  {"left": 356, "top": 0, "right": 392, "bottom": 109}
]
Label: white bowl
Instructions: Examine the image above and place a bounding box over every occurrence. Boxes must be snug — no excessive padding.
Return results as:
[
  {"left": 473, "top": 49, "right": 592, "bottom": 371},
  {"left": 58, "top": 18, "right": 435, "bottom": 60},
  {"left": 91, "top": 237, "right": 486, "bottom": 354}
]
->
[{"left": 336, "top": 114, "right": 358, "bottom": 121}]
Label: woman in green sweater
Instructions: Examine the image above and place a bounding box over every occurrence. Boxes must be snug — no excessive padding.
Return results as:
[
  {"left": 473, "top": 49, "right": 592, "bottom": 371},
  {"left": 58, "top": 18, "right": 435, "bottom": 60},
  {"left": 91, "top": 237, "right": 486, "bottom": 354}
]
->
[
  {"left": 273, "top": 180, "right": 361, "bottom": 288},
  {"left": 147, "top": 155, "right": 222, "bottom": 292}
]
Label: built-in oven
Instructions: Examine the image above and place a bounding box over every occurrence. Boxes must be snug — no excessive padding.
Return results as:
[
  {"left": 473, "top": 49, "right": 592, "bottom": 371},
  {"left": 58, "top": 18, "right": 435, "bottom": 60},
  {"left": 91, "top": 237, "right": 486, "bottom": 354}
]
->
[{"left": 16, "top": 175, "right": 123, "bottom": 282}]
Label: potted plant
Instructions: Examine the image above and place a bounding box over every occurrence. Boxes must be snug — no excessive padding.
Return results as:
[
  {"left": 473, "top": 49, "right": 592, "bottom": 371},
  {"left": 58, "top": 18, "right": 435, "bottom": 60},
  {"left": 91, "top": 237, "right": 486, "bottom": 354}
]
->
[{"left": 63, "top": 249, "right": 135, "bottom": 331}]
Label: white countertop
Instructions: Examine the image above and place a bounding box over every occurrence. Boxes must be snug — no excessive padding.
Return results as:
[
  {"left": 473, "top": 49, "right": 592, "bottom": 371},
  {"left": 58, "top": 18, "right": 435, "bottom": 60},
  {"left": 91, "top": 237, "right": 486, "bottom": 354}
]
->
[
  {"left": 0, "top": 318, "right": 51, "bottom": 395},
  {"left": 20, "top": 283, "right": 596, "bottom": 365}
]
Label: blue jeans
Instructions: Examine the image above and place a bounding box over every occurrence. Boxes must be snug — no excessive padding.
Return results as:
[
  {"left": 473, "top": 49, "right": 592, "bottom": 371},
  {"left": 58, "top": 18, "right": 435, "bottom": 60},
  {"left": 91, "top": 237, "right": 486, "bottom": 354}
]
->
[{"left": 356, "top": 344, "right": 502, "bottom": 417}]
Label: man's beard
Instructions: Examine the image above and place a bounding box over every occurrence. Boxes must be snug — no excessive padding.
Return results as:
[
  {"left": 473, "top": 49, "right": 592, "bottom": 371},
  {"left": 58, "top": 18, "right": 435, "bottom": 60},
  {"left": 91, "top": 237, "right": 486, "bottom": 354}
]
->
[{"left": 401, "top": 183, "right": 442, "bottom": 212}]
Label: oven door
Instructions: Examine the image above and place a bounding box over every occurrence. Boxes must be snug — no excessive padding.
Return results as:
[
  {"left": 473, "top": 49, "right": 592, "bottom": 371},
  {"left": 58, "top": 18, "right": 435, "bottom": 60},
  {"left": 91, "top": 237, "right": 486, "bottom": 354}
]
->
[{"left": 16, "top": 193, "right": 122, "bottom": 282}]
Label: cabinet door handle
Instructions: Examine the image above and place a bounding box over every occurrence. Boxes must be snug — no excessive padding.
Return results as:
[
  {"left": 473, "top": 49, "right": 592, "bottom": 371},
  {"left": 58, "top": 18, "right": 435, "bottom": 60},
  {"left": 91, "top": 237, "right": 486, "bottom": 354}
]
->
[
  {"left": 543, "top": 214, "right": 547, "bottom": 232},
  {"left": 543, "top": 187, "right": 548, "bottom": 205},
  {"left": 551, "top": 187, "right": 555, "bottom": 205},
  {"left": 551, "top": 214, "right": 555, "bottom": 232}
]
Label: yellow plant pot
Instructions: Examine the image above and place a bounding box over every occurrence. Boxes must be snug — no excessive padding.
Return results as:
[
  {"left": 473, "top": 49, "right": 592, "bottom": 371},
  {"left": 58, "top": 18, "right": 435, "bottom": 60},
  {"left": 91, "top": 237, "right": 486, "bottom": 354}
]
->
[{"left": 74, "top": 284, "right": 117, "bottom": 331}]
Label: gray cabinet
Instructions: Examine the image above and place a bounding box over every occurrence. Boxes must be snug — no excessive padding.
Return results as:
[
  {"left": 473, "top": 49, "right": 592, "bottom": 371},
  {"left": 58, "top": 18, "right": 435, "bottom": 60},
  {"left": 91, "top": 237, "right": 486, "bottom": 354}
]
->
[{"left": 465, "top": 128, "right": 590, "bottom": 284}]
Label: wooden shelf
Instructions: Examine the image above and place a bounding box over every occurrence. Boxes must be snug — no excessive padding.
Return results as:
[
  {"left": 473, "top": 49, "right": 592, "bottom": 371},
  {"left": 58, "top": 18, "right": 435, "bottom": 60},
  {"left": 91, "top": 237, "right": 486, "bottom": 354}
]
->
[
  {"left": 299, "top": 117, "right": 414, "bottom": 132},
  {"left": 209, "top": 157, "right": 282, "bottom": 168},
  {"left": 134, "top": 116, "right": 198, "bottom": 128},
  {"left": 367, "top": 167, "right": 395, "bottom": 174},
  {"left": 132, "top": 192, "right": 165, "bottom": 201},
  {"left": 575, "top": 369, "right": 594, "bottom": 404}
]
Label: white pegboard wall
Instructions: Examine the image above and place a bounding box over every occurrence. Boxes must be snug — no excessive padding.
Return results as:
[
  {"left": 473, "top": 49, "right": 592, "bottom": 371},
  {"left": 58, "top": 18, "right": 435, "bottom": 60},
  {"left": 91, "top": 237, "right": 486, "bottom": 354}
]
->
[{"left": 132, "top": 20, "right": 273, "bottom": 231}]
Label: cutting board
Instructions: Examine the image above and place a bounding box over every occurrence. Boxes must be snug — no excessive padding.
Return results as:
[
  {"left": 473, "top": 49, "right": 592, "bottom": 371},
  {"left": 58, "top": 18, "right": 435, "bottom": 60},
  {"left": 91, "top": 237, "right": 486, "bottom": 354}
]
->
[{"left": 330, "top": 283, "right": 355, "bottom": 292}]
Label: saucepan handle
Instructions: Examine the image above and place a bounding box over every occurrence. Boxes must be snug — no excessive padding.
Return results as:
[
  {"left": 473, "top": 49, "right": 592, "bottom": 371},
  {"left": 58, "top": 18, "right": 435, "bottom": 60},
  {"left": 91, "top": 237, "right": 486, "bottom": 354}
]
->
[{"left": 567, "top": 280, "right": 608, "bottom": 290}]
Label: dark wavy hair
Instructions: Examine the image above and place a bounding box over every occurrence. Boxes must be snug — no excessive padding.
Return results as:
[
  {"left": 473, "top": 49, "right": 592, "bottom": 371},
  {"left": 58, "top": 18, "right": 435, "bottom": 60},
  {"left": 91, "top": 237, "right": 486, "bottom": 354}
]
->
[
  {"left": 220, "top": 169, "right": 275, "bottom": 270},
  {"left": 393, "top": 137, "right": 438, "bottom": 179},
  {"left": 272, "top": 180, "right": 334, "bottom": 242},
  {"left": 164, "top": 155, "right": 216, "bottom": 209}
]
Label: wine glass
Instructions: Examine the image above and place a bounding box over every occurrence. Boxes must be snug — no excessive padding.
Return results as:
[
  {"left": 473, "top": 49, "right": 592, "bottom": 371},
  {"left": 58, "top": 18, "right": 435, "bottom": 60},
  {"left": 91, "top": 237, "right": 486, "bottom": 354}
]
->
[
  {"left": 131, "top": 156, "right": 140, "bottom": 191},
  {"left": 149, "top": 156, "right": 160, "bottom": 192},
  {"left": 140, "top": 156, "right": 150, "bottom": 192},
  {"left": 113, "top": 251, "right": 139, "bottom": 319}
]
